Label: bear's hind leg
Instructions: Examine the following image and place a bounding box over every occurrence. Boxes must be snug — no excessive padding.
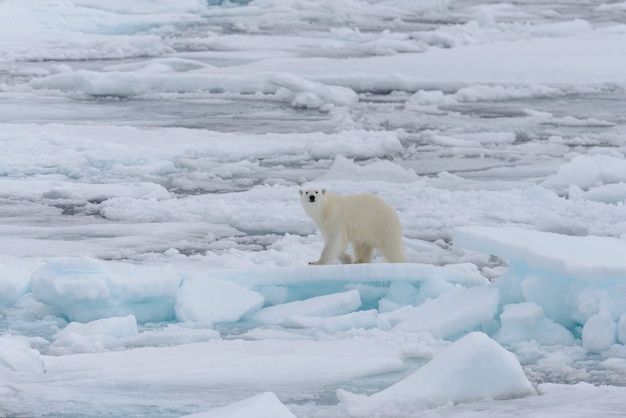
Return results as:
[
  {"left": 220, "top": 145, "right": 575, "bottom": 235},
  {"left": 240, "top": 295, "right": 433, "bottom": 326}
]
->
[
  {"left": 380, "top": 236, "right": 406, "bottom": 263},
  {"left": 354, "top": 242, "right": 374, "bottom": 264},
  {"left": 339, "top": 252, "right": 353, "bottom": 264}
]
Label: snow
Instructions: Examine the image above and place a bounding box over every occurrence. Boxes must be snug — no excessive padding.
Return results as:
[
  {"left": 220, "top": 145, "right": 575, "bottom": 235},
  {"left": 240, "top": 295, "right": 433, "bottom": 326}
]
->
[{"left": 2, "top": 0, "right": 626, "bottom": 416}]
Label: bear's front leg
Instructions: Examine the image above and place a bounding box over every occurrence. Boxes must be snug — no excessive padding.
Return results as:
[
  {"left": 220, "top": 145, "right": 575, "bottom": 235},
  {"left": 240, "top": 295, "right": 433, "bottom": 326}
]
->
[{"left": 310, "top": 233, "right": 346, "bottom": 265}]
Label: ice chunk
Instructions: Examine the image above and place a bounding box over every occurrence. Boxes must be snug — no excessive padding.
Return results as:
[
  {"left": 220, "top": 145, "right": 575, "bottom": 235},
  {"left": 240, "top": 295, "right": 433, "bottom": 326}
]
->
[
  {"left": 0, "top": 256, "right": 35, "bottom": 308},
  {"left": 60, "top": 315, "right": 138, "bottom": 338},
  {"left": 619, "top": 313, "right": 626, "bottom": 345},
  {"left": 31, "top": 258, "right": 110, "bottom": 303},
  {"left": 31, "top": 258, "right": 181, "bottom": 323},
  {"left": 248, "top": 289, "right": 361, "bottom": 325},
  {"left": 571, "top": 183, "right": 626, "bottom": 204},
  {"left": 49, "top": 315, "right": 138, "bottom": 355},
  {"left": 337, "top": 332, "right": 535, "bottom": 416},
  {"left": 0, "top": 335, "right": 45, "bottom": 375},
  {"left": 103, "top": 58, "right": 215, "bottom": 73},
  {"left": 271, "top": 73, "right": 358, "bottom": 110},
  {"left": 501, "top": 302, "right": 544, "bottom": 327},
  {"left": 409, "top": 89, "right": 447, "bottom": 105},
  {"left": 454, "top": 84, "right": 562, "bottom": 102},
  {"left": 41, "top": 181, "right": 172, "bottom": 202},
  {"left": 582, "top": 311, "right": 617, "bottom": 353},
  {"left": 282, "top": 309, "right": 378, "bottom": 332},
  {"left": 181, "top": 392, "right": 296, "bottom": 418},
  {"left": 392, "top": 287, "right": 499, "bottom": 339},
  {"left": 305, "top": 131, "right": 404, "bottom": 160},
  {"left": 378, "top": 281, "right": 419, "bottom": 312},
  {"left": 495, "top": 303, "right": 575, "bottom": 346},
  {"left": 542, "top": 154, "right": 626, "bottom": 193},
  {"left": 176, "top": 277, "right": 265, "bottom": 324}
]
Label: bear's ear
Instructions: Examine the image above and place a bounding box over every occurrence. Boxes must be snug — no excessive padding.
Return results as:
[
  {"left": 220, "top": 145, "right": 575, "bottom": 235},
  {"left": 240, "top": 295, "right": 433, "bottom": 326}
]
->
[
  {"left": 299, "top": 189, "right": 303, "bottom": 196},
  {"left": 322, "top": 189, "right": 326, "bottom": 195}
]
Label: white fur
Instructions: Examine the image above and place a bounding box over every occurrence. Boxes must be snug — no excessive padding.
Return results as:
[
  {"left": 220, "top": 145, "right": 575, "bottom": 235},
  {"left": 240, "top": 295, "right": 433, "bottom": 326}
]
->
[{"left": 300, "top": 188, "right": 406, "bottom": 265}]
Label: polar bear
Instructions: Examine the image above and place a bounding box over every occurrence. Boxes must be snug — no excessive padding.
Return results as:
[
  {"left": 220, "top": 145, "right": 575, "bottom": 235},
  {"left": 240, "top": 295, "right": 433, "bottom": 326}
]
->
[{"left": 300, "top": 188, "right": 406, "bottom": 265}]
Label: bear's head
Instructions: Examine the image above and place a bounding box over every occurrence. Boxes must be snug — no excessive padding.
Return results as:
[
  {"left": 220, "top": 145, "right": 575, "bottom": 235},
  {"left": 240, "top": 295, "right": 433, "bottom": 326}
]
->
[{"left": 299, "top": 188, "right": 326, "bottom": 213}]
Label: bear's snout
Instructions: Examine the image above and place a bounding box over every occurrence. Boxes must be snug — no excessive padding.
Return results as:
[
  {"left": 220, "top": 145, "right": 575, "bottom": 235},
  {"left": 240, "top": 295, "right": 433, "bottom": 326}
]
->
[{"left": 309, "top": 195, "right": 316, "bottom": 202}]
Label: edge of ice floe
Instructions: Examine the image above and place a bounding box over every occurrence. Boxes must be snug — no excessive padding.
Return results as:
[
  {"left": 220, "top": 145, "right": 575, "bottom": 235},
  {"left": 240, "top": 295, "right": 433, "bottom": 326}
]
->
[
  {"left": 454, "top": 226, "right": 626, "bottom": 280},
  {"left": 205, "top": 262, "right": 488, "bottom": 287}
]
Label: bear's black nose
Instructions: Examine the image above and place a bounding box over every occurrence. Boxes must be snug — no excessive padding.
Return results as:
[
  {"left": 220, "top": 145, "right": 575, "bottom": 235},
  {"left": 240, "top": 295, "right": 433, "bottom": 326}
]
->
[{"left": 309, "top": 195, "right": 316, "bottom": 202}]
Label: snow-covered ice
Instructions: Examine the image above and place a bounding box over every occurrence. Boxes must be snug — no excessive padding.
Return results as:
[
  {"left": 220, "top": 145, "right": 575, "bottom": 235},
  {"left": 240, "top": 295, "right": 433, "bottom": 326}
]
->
[
  {"left": 181, "top": 392, "right": 297, "bottom": 418},
  {"left": 337, "top": 332, "right": 536, "bottom": 417},
  {"left": 2, "top": 0, "right": 626, "bottom": 416}
]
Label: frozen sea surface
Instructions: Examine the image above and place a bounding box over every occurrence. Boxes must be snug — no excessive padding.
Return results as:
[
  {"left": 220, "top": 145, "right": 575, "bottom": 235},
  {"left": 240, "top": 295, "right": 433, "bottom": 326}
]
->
[{"left": 2, "top": 0, "right": 626, "bottom": 417}]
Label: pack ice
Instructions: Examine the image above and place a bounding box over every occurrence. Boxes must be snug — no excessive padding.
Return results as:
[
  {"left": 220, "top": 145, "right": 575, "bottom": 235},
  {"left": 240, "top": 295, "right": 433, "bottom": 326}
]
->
[
  {"left": 455, "top": 226, "right": 626, "bottom": 351},
  {"left": 6, "top": 224, "right": 626, "bottom": 416}
]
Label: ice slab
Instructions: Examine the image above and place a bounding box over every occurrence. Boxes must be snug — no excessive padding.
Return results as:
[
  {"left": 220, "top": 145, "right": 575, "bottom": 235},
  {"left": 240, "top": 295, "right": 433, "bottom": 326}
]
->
[
  {"left": 41, "top": 337, "right": 407, "bottom": 396},
  {"left": 176, "top": 277, "right": 265, "bottom": 324},
  {"left": 391, "top": 287, "right": 499, "bottom": 339},
  {"left": 454, "top": 226, "right": 626, "bottom": 280},
  {"left": 495, "top": 303, "right": 575, "bottom": 346},
  {"left": 249, "top": 289, "right": 362, "bottom": 325},
  {"left": 337, "top": 332, "right": 535, "bottom": 416},
  {"left": 181, "top": 392, "right": 295, "bottom": 418},
  {"left": 31, "top": 258, "right": 181, "bottom": 323}
]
